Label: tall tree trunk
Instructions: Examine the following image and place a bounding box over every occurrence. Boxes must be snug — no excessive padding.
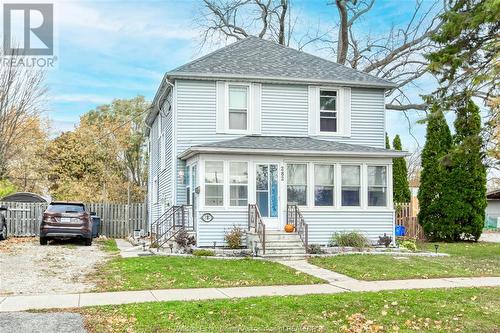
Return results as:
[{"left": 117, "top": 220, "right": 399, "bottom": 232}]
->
[{"left": 336, "top": 0, "right": 348, "bottom": 65}]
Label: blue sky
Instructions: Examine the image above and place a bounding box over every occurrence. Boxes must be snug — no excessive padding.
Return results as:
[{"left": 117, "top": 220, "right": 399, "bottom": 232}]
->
[{"left": 44, "top": 0, "right": 437, "bottom": 151}]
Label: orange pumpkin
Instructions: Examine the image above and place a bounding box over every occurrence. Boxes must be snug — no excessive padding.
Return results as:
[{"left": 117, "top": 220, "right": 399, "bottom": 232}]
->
[{"left": 284, "top": 224, "right": 295, "bottom": 233}]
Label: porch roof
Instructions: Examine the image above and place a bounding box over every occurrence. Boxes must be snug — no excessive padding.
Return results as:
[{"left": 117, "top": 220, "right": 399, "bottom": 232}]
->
[{"left": 179, "top": 136, "right": 407, "bottom": 160}]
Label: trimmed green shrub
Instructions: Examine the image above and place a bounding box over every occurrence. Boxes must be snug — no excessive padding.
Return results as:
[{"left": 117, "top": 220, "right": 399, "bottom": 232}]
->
[
  {"left": 192, "top": 249, "right": 215, "bottom": 257},
  {"left": 396, "top": 237, "right": 417, "bottom": 252},
  {"left": 330, "top": 232, "right": 369, "bottom": 248}
]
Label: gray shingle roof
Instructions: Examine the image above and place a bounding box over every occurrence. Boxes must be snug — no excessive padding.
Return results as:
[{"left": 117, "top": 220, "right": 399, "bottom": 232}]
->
[
  {"left": 168, "top": 36, "right": 395, "bottom": 88},
  {"left": 179, "top": 136, "right": 407, "bottom": 159}
]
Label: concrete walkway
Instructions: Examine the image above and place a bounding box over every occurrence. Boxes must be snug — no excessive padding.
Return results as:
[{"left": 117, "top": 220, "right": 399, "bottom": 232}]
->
[
  {"left": 1, "top": 276, "right": 499, "bottom": 312},
  {"left": 278, "top": 260, "right": 358, "bottom": 284}
]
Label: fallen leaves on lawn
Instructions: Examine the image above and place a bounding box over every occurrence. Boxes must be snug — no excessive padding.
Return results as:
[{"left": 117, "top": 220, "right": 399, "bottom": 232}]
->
[{"left": 341, "top": 313, "right": 384, "bottom": 333}]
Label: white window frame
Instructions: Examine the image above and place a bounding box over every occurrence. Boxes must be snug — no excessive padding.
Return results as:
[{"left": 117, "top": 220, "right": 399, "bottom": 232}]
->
[
  {"left": 286, "top": 163, "right": 308, "bottom": 207},
  {"left": 318, "top": 89, "right": 339, "bottom": 134},
  {"left": 229, "top": 161, "right": 249, "bottom": 207},
  {"left": 204, "top": 160, "right": 225, "bottom": 207},
  {"left": 314, "top": 164, "right": 335, "bottom": 207},
  {"left": 226, "top": 83, "right": 251, "bottom": 134},
  {"left": 367, "top": 165, "right": 388, "bottom": 207},
  {"left": 340, "top": 164, "right": 361, "bottom": 207}
]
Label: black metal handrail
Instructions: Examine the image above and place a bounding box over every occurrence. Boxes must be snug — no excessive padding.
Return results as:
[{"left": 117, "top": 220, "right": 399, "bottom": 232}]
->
[
  {"left": 150, "top": 205, "right": 195, "bottom": 250},
  {"left": 248, "top": 204, "right": 266, "bottom": 254},
  {"left": 287, "top": 204, "right": 308, "bottom": 250}
]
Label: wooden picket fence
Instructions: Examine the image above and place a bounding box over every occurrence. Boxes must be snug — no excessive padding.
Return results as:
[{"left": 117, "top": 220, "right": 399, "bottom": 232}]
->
[
  {"left": 395, "top": 202, "right": 425, "bottom": 240},
  {"left": 0, "top": 201, "right": 147, "bottom": 238}
]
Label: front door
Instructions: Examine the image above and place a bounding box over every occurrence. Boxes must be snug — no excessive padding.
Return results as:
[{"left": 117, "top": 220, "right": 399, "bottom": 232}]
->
[{"left": 255, "top": 163, "right": 280, "bottom": 230}]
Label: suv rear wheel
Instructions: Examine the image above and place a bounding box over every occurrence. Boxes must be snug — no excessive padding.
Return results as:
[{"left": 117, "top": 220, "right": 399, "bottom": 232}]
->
[
  {"left": 84, "top": 238, "right": 92, "bottom": 246},
  {"left": 40, "top": 237, "right": 48, "bottom": 245}
]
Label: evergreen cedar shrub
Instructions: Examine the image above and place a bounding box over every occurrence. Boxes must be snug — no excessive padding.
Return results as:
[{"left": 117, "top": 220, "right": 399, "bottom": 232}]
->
[
  {"left": 224, "top": 226, "right": 243, "bottom": 249},
  {"left": 385, "top": 133, "right": 391, "bottom": 149},
  {"left": 192, "top": 249, "right": 215, "bottom": 256},
  {"left": 440, "top": 97, "right": 486, "bottom": 241},
  {"left": 418, "top": 98, "right": 486, "bottom": 241},
  {"left": 392, "top": 135, "right": 411, "bottom": 203},
  {"left": 330, "top": 232, "right": 369, "bottom": 248},
  {"left": 418, "top": 105, "right": 453, "bottom": 240}
]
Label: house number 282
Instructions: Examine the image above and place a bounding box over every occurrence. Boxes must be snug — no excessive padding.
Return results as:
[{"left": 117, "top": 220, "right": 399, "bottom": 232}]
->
[{"left": 280, "top": 166, "right": 285, "bottom": 181}]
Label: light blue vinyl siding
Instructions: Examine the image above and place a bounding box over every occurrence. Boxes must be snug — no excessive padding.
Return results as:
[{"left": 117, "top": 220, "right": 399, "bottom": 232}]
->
[
  {"left": 197, "top": 210, "right": 247, "bottom": 247},
  {"left": 260, "top": 84, "right": 385, "bottom": 148},
  {"left": 175, "top": 80, "right": 242, "bottom": 204},
  {"left": 261, "top": 84, "right": 309, "bottom": 136},
  {"left": 148, "top": 116, "right": 160, "bottom": 225},
  {"left": 301, "top": 210, "right": 394, "bottom": 245},
  {"left": 154, "top": 79, "right": 389, "bottom": 243}
]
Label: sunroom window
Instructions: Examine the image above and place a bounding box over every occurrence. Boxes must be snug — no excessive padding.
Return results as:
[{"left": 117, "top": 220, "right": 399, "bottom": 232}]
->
[
  {"left": 287, "top": 164, "right": 307, "bottom": 206},
  {"left": 205, "top": 161, "right": 224, "bottom": 206},
  {"left": 229, "top": 162, "right": 248, "bottom": 206},
  {"left": 341, "top": 165, "right": 360, "bottom": 206},
  {"left": 368, "top": 166, "right": 387, "bottom": 206},
  {"left": 314, "top": 164, "right": 335, "bottom": 206},
  {"left": 228, "top": 85, "right": 248, "bottom": 130},
  {"left": 320, "top": 90, "right": 337, "bottom": 132}
]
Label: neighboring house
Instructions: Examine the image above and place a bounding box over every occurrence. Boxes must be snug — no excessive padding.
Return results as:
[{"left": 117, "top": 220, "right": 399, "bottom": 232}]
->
[
  {"left": 486, "top": 189, "right": 500, "bottom": 229},
  {"left": 146, "top": 37, "right": 405, "bottom": 253}
]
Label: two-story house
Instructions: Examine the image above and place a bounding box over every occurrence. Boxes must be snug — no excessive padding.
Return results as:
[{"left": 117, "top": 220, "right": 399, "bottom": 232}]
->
[{"left": 146, "top": 36, "right": 405, "bottom": 256}]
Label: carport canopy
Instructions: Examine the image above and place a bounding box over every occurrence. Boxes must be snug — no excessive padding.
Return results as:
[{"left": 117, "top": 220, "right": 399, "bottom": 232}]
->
[{"left": 0, "top": 192, "right": 48, "bottom": 203}]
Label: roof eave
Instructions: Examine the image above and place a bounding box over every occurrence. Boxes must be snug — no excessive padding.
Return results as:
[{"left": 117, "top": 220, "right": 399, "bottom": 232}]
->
[
  {"left": 167, "top": 72, "right": 396, "bottom": 89},
  {"left": 145, "top": 75, "right": 173, "bottom": 136},
  {"left": 179, "top": 147, "right": 408, "bottom": 160}
]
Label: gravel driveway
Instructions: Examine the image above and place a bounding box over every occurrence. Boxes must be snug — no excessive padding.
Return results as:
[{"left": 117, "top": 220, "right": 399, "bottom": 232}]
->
[
  {"left": 0, "top": 238, "right": 109, "bottom": 295},
  {"left": 0, "top": 312, "right": 86, "bottom": 333}
]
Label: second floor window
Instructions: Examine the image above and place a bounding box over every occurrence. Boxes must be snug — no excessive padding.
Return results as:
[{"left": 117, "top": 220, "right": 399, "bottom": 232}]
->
[
  {"left": 320, "top": 90, "right": 337, "bottom": 132},
  {"left": 228, "top": 85, "right": 248, "bottom": 130}
]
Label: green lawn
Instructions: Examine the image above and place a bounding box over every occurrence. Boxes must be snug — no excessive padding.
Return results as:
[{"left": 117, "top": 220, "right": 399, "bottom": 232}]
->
[
  {"left": 95, "top": 238, "right": 119, "bottom": 254},
  {"left": 79, "top": 287, "right": 500, "bottom": 333},
  {"left": 91, "top": 256, "right": 323, "bottom": 291},
  {"left": 309, "top": 242, "right": 500, "bottom": 280}
]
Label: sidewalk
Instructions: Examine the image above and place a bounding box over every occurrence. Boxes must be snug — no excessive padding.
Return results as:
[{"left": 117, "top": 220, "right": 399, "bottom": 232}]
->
[{"left": 1, "top": 276, "right": 499, "bottom": 312}]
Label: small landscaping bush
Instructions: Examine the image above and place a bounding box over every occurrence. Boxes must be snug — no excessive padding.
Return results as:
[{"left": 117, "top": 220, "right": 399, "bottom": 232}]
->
[
  {"left": 192, "top": 249, "right": 215, "bottom": 257},
  {"left": 377, "top": 233, "right": 393, "bottom": 247},
  {"left": 174, "top": 229, "right": 196, "bottom": 252},
  {"left": 330, "top": 232, "right": 369, "bottom": 248},
  {"left": 224, "top": 226, "right": 243, "bottom": 249},
  {"left": 396, "top": 237, "right": 417, "bottom": 252},
  {"left": 307, "top": 244, "right": 326, "bottom": 254}
]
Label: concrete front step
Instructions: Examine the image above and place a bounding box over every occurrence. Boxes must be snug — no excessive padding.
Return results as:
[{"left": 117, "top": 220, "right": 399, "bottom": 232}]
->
[
  {"left": 261, "top": 253, "right": 308, "bottom": 260},
  {"left": 264, "top": 247, "right": 307, "bottom": 255},
  {"left": 264, "top": 241, "right": 305, "bottom": 248}
]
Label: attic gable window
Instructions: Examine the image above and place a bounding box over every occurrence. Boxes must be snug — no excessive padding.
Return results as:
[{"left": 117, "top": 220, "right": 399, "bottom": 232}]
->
[
  {"left": 228, "top": 85, "right": 248, "bottom": 130},
  {"left": 319, "top": 90, "right": 337, "bottom": 132}
]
